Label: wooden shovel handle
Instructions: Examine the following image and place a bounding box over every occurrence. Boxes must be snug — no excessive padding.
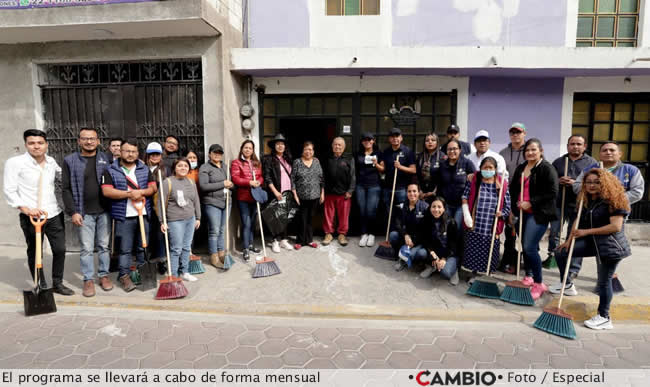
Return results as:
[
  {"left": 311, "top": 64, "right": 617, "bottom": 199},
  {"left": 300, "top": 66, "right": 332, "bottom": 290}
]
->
[
  {"left": 132, "top": 199, "right": 148, "bottom": 248},
  {"left": 30, "top": 213, "right": 47, "bottom": 271}
]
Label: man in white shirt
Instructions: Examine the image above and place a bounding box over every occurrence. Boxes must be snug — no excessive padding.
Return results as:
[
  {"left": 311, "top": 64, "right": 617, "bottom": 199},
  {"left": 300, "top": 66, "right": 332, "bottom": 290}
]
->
[
  {"left": 468, "top": 130, "right": 509, "bottom": 181},
  {"left": 3, "top": 129, "right": 74, "bottom": 295}
]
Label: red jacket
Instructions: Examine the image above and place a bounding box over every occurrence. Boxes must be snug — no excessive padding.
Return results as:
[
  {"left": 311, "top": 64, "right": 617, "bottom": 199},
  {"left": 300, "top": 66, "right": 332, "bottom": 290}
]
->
[{"left": 231, "top": 158, "right": 264, "bottom": 202}]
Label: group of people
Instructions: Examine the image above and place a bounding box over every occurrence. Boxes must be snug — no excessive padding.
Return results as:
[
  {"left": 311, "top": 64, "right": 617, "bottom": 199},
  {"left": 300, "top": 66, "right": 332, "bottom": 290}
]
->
[{"left": 4, "top": 123, "right": 643, "bottom": 330}]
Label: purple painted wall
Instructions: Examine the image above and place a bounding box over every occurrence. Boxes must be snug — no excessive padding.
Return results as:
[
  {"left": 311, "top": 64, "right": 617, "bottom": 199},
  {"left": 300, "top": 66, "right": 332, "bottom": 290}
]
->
[
  {"left": 467, "top": 77, "right": 565, "bottom": 160},
  {"left": 249, "top": 0, "right": 309, "bottom": 48},
  {"left": 392, "top": 0, "right": 568, "bottom": 47}
]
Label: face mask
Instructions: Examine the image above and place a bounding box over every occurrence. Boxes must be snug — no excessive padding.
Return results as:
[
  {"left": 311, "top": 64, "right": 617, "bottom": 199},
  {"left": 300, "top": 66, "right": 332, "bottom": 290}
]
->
[
  {"left": 481, "top": 170, "right": 495, "bottom": 178},
  {"left": 190, "top": 161, "right": 198, "bottom": 169}
]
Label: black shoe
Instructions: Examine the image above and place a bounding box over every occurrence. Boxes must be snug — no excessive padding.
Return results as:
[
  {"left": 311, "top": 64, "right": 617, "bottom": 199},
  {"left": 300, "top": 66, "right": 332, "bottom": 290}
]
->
[
  {"left": 248, "top": 245, "right": 261, "bottom": 254},
  {"left": 243, "top": 249, "right": 250, "bottom": 262},
  {"left": 52, "top": 283, "right": 75, "bottom": 296}
]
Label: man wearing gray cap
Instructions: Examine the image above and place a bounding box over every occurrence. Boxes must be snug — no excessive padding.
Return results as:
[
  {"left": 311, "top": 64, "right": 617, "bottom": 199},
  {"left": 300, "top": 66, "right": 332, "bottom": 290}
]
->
[{"left": 468, "top": 130, "right": 508, "bottom": 181}]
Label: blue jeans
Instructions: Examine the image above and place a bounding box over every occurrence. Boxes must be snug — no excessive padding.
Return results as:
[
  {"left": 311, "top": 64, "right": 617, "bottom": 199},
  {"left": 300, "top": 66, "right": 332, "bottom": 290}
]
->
[
  {"left": 389, "top": 231, "right": 427, "bottom": 266},
  {"left": 149, "top": 215, "right": 166, "bottom": 260},
  {"left": 522, "top": 213, "right": 549, "bottom": 284},
  {"left": 446, "top": 204, "right": 463, "bottom": 234},
  {"left": 79, "top": 212, "right": 111, "bottom": 281},
  {"left": 356, "top": 185, "right": 381, "bottom": 234},
  {"left": 205, "top": 204, "right": 227, "bottom": 254},
  {"left": 383, "top": 188, "right": 406, "bottom": 228},
  {"left": 168, "top": 216, "right": 196, "bottom": 276},
  {"left": 597, "top": 259, "right": 621, "bottom": 318},
  {"left": 116, "top": 217, "right": 149, "bottom": 278},
  {"left": 549, "top": 206, "right": 582, "bottom": 273},
  {"left": 555, "top": 237, "right": 597, "bottom": 287},
  {"left": 238, "top": 201, "right": 257, "bottom": 249},
  {"left": 439, "top": 256, "right": 459, "bottom": 280}
]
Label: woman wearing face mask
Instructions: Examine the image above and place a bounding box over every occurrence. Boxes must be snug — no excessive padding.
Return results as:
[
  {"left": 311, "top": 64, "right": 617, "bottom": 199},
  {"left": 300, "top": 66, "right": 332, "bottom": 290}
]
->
[
  {"left": 555, "top": 168, "right": 630, "bottom": 330},
  {"left": 158, "top": 157, "right": 201, "bottom": 282},
  {"left": 461, "top": 157, "right": 511, "bottom": 276},
  {"left": 185, "top": 151, "right": 200, "bottom": 184},
  {"left": 231, "top": 140, "right": 264, "bottom": 261},
  {"left": 262, "top": 134, "right": 294, "bottom": 253},
  {"left": 355, "top": 133, "right": 384, "bottom": 248},
  {"left": 416, "top": 133, "right": 445, "bottom": 203},
  {"left": 510, "top": 138, "right": 559, "bottom": 300},
  {"left": 437, "top": 138, "right": 476, "bottom": 233},
  {"left": 421, "top": 196, "right": 460, "bottom": 285},
  {"left": 390, "top": 183, "right": 430, "bottom": 272}
]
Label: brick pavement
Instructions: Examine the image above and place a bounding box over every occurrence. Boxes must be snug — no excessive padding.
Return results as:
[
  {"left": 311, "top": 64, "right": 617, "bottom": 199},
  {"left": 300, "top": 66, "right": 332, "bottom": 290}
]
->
[{"left": 1, "top": 306, "right": 648, "bottom": 369}]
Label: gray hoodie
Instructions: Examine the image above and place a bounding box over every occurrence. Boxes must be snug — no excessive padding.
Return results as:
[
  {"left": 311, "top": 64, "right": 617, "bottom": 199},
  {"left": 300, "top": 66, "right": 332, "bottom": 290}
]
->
[{"left": 199, "top": 161, "right": 229, "bottom": 209}]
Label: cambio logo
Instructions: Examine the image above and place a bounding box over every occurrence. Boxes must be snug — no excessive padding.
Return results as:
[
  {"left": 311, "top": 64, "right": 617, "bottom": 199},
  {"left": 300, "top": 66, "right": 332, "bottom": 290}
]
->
[{"left": 409, "top": 371, "right": 500, "bottom": 386}]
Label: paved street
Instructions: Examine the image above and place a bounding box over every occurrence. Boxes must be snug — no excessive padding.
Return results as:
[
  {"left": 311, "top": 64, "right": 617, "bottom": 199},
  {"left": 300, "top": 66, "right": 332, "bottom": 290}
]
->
[{"left": 0, "top": 305, "right": 649, "bottom": 370}]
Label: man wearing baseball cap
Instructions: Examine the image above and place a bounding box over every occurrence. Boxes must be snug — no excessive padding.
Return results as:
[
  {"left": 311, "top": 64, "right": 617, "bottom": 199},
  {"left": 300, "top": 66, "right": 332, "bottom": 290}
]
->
[
  {"left": 498, "top": 123, "right": 527, "bottom": 273},
  {"left": 468, "top": 130, "right": 508, "bottom": 180},
  {"left": 379, "top": 128, "right": 416, "bottom": 215},
  {"left": 441, "top": 124, "right": 475, "bottom": 157}
]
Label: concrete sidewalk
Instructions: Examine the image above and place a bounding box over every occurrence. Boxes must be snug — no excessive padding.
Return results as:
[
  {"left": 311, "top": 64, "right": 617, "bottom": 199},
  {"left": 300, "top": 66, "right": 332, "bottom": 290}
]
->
[{"left": 0, "top": 238, "right": 648, "bottom": 323}]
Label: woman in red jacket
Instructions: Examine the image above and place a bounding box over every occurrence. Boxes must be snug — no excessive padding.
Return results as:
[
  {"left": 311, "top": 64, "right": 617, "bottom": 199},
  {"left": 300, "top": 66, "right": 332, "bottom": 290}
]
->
[{"left": 231, "top": 140, "right": 264, "bottom": 261}]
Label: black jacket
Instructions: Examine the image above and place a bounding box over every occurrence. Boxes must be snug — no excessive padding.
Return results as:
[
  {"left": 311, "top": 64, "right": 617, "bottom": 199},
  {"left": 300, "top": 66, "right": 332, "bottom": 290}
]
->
[
  {"left": 323, "top": 154, "right": 356, "bottom": 195},
  {"left": 263, "top": 154, "right": 292, "bottom": 194},
  {"left": 423, "top": 214, "right": 459, "bottom": 259},
  {"left": 393, "top": 200, "right": 429, "bottom": 245},
  {"left": 578, "top": 199, "right": 631, "bottom": 262},
  {"left": 510, "top": 159, "right": 559, "bottom": 224}
]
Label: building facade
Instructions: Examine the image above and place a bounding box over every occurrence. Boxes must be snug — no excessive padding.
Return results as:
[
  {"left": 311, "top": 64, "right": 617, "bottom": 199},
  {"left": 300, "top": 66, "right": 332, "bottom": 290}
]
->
[{"left": 233, "top": 0, "right": 650, "bottom": 220}]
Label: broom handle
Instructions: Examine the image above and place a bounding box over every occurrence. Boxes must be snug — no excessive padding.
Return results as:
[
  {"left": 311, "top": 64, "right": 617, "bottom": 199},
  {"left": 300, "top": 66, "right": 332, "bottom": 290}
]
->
[
  {"left": 34, "top": 170, "right": 44, "bottom": 286},
  {"left": 225, "top": 160, "right": 230, "bottom": 252},
  {"left": 516, "top": 173, "right": 524, "bottom": 280},
  {"left": 486, "top": 174, "right": 506, "bottom": 276},
  {"left": 558, "top": 197, "right": 584, "bottom": 309},
  {"left": 158, "top": 170, "right": 173, "bottom": 278},
  {"left": 384, "top": 156, "right": 400, "bottom": 241},
  {"left": 251, "top": 162, "right": 267, "bottom": 257},
  {"left": 559, "top": 157, "right": 568, "bottom": 243},
  {"left": 35, "top": 229, "right": 42, "bottom": 285},
  {"left": 111, "top": 219, "right": 115, "bottom": 253}
]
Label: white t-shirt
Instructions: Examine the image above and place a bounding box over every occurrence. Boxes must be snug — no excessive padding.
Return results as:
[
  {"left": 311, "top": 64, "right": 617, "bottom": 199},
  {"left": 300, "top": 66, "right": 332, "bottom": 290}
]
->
[{"left": 123, "top": 165, "right": 147, "bottom": 218}]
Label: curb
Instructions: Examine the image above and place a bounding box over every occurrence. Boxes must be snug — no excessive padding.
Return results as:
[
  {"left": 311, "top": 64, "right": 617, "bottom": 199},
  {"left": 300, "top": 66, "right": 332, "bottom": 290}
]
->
[{"left": 3, "top": 295, "right": 649, "bottom": 323}]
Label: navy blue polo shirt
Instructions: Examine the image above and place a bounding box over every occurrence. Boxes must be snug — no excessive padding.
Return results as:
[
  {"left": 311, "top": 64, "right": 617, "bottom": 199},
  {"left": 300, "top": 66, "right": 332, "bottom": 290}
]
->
[{"left": 381, "top": 145, "right": 416, "bottom": 189}]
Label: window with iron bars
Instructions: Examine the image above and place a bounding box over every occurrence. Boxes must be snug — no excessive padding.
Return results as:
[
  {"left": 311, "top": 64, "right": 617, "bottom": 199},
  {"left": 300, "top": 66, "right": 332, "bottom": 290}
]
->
[
  {"left": 576, "top": 0, "right": 639, "bottom": 47},
  {"left": 326, "top": 0, "right": 379, "bottom": 15}
]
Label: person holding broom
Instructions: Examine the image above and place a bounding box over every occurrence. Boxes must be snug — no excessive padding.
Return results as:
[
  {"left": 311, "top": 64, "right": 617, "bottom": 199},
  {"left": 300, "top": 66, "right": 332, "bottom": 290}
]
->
[
  {"left": 556, "top": 168, "right": 631, "bottom": 330},
  {"left": 199, "top": 144, "right": 233, "bottom": 269},
  {"left": 4, "top": 129, "right": 74, "bottom": 296},
  {"left": 509, "top": 139, "right": 559, "bottom": 300},
  {"left": 461, "top": 157, "right": 510, "bottom": 278},
  {"left": 158, "top": 157, "right": 201, "bottom": 282},
  {"left": 101, "top": 139, "right": 157, "bottom": 292},
  {"left": 231, "top": 140, "right": 264, "bottom": 261},
  {"left": 380, "top": 128, "right": 416, "bottom": 217}
]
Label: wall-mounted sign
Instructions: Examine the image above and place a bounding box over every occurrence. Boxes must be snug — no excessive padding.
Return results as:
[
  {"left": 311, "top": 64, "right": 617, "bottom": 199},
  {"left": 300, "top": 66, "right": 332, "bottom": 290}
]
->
[
  {"left": 0, "top": 0, "right": 158, "bottom": 9},
  {"left": 342, "top": 125, "right": 351, "bottom": 134}
]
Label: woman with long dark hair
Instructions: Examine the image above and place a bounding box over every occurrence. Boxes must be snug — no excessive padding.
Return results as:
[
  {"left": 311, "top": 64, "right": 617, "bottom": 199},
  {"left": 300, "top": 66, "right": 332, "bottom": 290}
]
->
[
  {"left": 510, "top": 138, "right": 559, "bottom": 300},
  {"left": 354, "top": 133, "right": 384, "bottom": 247},
  {"left": 416, "top": 133, "right": 445, "bottom": 203},
  {"left": 231, "top": 140, "right": 264, "bottom": 261},
  {"left": 554, "top": 168, "right": 631, "bottom": 330},
  {"left": 263, "top": 134, "right": 294, "bottom": 252},
  {"left": 390, "top": 183, "right": 429, "bottom": 272},
  {"left": 421, "top": 196, "right": 460, "bottom": 285}
]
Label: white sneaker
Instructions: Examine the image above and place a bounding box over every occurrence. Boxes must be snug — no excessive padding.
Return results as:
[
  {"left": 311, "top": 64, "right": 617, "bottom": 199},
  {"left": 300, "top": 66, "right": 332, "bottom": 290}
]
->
[
  {"left": 549, "top": 282, "right": 578, "bottom": 296},
  {"left": 271, "top": 240, "right": 281, "bottom": 253},
  {"left": 420, "top": 266, "right": 436, "bottom": 278},
  {"left": 366, "top": 234, "right": 375, "bottom": 247},
  {"left": 359, "top": 234, "right": 368, "bottom": 247},
  {"left": 280, "top": 239, "right": 294, "bottom": 250},
  {"left": 584, "top": 314, "right": 613, "bottom": 330},
  {"left": 181, "top": 273, "right": 198, "bottom": 282}
]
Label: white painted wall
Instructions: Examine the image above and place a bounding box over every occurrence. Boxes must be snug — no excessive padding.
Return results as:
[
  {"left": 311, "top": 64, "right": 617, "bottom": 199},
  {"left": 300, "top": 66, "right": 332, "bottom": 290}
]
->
[
  {"left": 639, "top": 0, "right": 649, "bottom": 47},
  {"left": 251, "top": 75, "right": 470, "bottom": 142},
  {"left": 565, "top": 0, "right": 578, "bottom": 48},
  {"left": 560, "top": 76, "right": 650, "bottom": 151},
  {"left": 308, "top": 0, "right": 392, "bottom": 48}
]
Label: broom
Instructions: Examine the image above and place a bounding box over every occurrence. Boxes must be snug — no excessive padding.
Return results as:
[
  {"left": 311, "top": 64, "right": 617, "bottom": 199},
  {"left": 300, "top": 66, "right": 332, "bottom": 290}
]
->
[
  {"left": 23, "top": 212, "right": 57, "bottom": 317},
  {"left": 533, "top": 197, "right": 583, "bottom": 340},
  {"left": 155, "top": 170, "right": 189, "bottom": 300},
  {"left": 467, "top": 173, "right": 505, "bottom": 299},
  {"left": 223, "top": 159, "right": 235, "bottom": 269},
  {"left": 544, "top": 158, "right": 568, "bottom": 269},
  {"left": 374, "top": 155, "right": 400, "bottom": 260},
  {"left": 188, "top": 255, "right": 205, "bottom": 274},
  {"left": 501, "top": 173, "right": 534, "bottom": 306},
  {"left": 251, "top": 163, "right": 280, "bottom": 278}
]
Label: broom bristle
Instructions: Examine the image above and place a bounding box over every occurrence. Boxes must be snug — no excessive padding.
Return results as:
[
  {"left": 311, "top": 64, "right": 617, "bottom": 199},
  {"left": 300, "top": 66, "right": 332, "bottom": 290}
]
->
[
  {"left": 188, "top": 259, "right": 206, "bottom": 274},
  {"left": 129, "top": 268, "right": 141, "bottom": 285},
  {"left": 374, "top": 245, "right": 396, "bottom": 260},
  {"left": 533, "top": 307, "right": 576, "bottom": 340},
  {"left": 467, "top": 279, "right": 501, "bottom": 299},
  {"left": 500, "top": 283, "right": 534, "bottom": 306},
  {"left": 223, "top": 254, "right": 235, "bottom": 270},
  {"left": 155, "top": 276, "right": 189, "bottom": 300},
  {"left": 612, "top": 276, "right": 624, "bottom": 293},
  {"left": 252, "top": 258, "right": 281, "bottom": 278}
]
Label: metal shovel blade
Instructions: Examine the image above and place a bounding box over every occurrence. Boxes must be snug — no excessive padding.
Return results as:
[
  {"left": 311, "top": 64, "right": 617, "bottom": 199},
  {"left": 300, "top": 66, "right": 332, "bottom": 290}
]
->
[{"left": 23, "top": 286, "right": 56, "bottom": 316}]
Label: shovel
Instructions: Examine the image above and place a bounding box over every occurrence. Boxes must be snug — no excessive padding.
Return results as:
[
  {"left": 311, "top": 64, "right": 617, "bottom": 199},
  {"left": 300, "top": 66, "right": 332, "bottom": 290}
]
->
[
  {"left": 133, "top": 199, "right": 157, "bottom": 291},
  {"left": 23, "top": 213, "right": 56, "bottom": 316}
]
